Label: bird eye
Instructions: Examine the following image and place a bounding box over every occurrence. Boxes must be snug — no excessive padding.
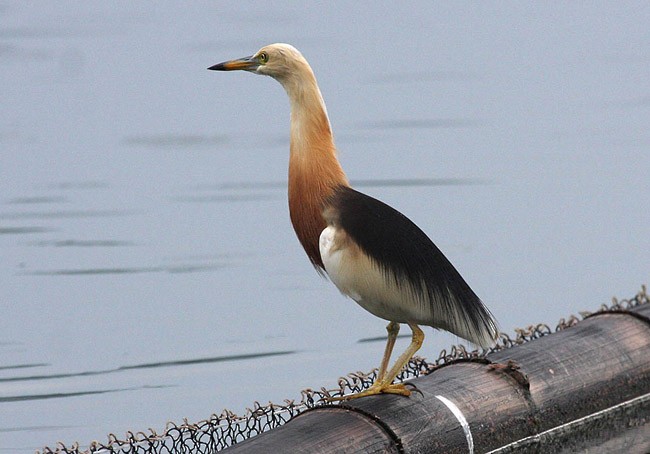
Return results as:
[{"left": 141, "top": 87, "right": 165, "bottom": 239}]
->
[{"left": 259, "top": 52, "right": 269, "bottom": 63}]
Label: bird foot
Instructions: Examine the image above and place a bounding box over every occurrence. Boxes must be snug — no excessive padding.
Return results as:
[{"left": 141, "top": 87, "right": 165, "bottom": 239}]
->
[{"left": 326, "top": 382, "right": 412, "bottom": 402}]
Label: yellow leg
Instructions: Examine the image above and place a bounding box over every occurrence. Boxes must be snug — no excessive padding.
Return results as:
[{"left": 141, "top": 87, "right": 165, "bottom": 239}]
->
[
  {"left": 377, "top": 321, "right": 400, "bottom": 382},
  {"left": 381, "top": 323, "right": 424, "bottom": 387},
  {"left": 330, "top": 323, "right": 425, "bottom": 401}
]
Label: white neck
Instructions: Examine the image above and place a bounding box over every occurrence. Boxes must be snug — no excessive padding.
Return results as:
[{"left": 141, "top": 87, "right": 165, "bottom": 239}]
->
[{"left": 280, "top": 72, "right": 335, "bottom": 161}]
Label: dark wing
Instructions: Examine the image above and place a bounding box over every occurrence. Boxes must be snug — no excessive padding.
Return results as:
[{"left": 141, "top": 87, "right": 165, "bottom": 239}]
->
[{"left": 329, "top": 185, "right": 497, "bottom": 346}]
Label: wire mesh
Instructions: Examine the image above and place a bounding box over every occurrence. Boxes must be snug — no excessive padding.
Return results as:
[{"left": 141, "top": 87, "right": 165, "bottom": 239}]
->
[{"left": 41, "top": 286, "right": 649, "bottom": 454}]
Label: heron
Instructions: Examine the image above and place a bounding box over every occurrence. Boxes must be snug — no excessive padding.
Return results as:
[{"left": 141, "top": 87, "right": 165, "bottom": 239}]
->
[{"left": 209, "top": 43, "right": 498, "bottom": 400}]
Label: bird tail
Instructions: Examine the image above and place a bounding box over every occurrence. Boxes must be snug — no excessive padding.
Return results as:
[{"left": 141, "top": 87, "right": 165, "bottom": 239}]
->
[{"left": 437, "top": 286, "right": 499, "bottom": 348}]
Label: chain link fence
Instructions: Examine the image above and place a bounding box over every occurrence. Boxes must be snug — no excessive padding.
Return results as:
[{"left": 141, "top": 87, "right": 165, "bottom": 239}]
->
[{"left": 41, "top": 286, "right": 648, "bottom": 453}]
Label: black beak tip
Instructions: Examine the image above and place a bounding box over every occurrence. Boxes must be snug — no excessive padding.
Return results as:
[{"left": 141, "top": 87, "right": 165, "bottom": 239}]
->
[{"left": 208, "top": 63, "right": 224, "bottom": 71}]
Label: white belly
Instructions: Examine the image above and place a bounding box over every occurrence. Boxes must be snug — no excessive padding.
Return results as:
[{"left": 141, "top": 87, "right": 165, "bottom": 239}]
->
[{"left": 319, "top": 226, "right": 430, "bottom": 324}]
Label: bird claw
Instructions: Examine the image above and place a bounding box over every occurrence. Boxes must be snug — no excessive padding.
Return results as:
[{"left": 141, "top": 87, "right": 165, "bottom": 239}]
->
[{"left": 403, "top": 382, "right": 424, "bottom": 397}]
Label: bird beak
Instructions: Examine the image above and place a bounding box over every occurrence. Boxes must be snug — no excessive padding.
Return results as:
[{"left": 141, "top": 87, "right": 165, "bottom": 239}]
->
[{"left": 208, "top": 55, "right": 259, "bottom": 72}]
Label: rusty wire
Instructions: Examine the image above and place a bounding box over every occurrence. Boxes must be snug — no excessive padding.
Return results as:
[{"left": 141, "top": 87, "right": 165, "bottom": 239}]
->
[{"left": 41, "top": 286, "right": 648, "bottom": 454}]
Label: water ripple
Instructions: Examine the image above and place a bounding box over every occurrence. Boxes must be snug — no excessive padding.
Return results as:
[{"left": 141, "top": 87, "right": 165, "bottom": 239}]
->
[
  {"left": 24, "top": 267, "right": 161, "bottom": 276},
  {"left": 0, "top": 227, "right": 51, "bottom": 235},
  {"left": 0, "top": 425, "right": 75, "bottom": 433},
  {"left": 365, "top": 71, "right": 480, "bottom": 84},
  {"left": 358, "top": 334, "right": 411, "bottom": 343},
  {"left": 173, "top": 194, "right": 281, "bottom": 203},
  {"left": 46, "top": 181, "right": 109, "bottom": 190},
  {"left": 191, "top": 177, "right": 486, "bottom": 193},
  {"left": 0, "top": 351, "right": 297, "bottom": 384},
  {"left": 194, "top": 182, "right": 284, "bottom": 191},
  {"left": 0, "top": 363, "right": 49, "bottom": 371},
  {"left": 359, "top": 119, "right": 480, "bottom": 130},
  {"left": 354, "top": 177, "right": 488, "bottom": 187},
  {"left": 22, "top": 265, "right": 224, "bottom": 276},
  {"left": 7, "top": 196, "right": 67, "bottom": 205},
  {"left": 123, "top": 134, "right": 229, "bottom": 148},
  {"left": 0, "top": 210, "right": 135, "bottom": 220},
  {"left": 0, "top": 387, "right": 140, "bottom": 403},
  {"left": 119, "top": 351, "right": 297, "bottom": 371},
  {"left": 28, "top": 239, "right": 135, "bottom": 248}
]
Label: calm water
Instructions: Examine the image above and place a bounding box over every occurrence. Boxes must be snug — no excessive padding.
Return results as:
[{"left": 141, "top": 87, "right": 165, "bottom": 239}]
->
[{"left": 1, "top": 2, "right": 649, "bottom": 451}]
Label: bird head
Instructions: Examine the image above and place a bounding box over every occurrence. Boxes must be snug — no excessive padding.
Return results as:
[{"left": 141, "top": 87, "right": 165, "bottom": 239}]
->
[{"left": 208, "top": 43, "right": 311, "bottom": 85}]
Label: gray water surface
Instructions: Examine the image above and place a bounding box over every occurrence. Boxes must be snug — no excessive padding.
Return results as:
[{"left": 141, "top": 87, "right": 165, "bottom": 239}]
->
[{"left": 1, "top": 2, "right": 649, "bottom": 452}]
